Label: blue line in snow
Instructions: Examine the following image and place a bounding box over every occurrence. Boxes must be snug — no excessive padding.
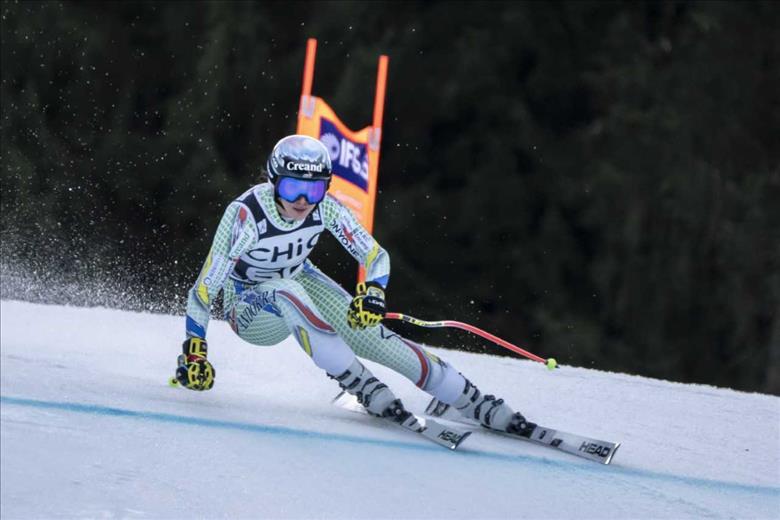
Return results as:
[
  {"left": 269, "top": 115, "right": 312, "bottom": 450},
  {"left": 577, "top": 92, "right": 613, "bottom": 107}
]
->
[{"left": 2, "top": 395, "right": 778, "bottom": 498}]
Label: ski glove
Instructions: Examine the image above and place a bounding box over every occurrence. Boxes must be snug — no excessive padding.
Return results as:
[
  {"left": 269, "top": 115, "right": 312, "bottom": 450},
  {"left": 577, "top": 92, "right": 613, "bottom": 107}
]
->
[
  {"left": 175, "top": 337, "right": 215, "bottom": 391},
  {"left": 347, "top": 281, "right": 386, "bottom": 330}
]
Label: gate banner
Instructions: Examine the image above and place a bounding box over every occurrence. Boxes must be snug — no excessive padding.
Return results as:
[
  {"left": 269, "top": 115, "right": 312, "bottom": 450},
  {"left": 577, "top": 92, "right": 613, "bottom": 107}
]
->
[{"left": 297, "top": 96, "right": 380, "bottom": 233}]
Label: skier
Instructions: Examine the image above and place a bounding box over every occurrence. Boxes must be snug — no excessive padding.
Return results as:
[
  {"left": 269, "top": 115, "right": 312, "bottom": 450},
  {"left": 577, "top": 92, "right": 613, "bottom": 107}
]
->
[{"left": 177, "top": 134, "right": 535, "bottom": 435}]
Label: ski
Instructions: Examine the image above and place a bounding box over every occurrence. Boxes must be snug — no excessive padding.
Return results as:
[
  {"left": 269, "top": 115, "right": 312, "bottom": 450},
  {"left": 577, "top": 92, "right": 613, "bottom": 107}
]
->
[
  {"left": 425, "top": 398, "right": 620, "bottom": 464},
  {"left": 332, "top": 391, "right": 471, "bottom": 451}
]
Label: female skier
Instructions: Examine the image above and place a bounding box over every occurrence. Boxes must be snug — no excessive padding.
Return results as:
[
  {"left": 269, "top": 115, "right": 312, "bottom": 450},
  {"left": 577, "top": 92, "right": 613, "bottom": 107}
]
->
[{"left": 177, "top": 134, "right": 534, "bottom": 435}]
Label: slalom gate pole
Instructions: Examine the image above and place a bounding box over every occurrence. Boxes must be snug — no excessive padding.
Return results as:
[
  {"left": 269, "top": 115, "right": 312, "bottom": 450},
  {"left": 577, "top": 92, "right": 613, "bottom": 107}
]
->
[{"left": 385, "top": 312, "right": 558, "bottom": 370}]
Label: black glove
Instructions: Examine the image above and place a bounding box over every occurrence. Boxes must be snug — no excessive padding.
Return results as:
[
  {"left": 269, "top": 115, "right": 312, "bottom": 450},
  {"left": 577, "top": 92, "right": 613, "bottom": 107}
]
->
[
  {"left": 175, "top": 337, "right": 215, "bottom": 391},
  {"left": 347, "top": 281, "right": 386, "bottom": 329}
]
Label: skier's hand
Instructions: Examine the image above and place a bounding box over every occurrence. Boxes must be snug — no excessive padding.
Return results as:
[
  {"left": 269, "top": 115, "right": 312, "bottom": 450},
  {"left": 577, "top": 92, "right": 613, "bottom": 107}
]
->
[
  {"left": 175, "top": 337, "right": 215, "bottom": 391},
  {"left": 347, "top": 282, "right": 386, "bottom": 329}
]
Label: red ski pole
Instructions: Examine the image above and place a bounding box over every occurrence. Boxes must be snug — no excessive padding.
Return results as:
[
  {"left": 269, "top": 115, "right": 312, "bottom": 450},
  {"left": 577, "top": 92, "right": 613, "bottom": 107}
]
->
[{"left": 385, "top": 312, "right": 558, "bottom": 370}]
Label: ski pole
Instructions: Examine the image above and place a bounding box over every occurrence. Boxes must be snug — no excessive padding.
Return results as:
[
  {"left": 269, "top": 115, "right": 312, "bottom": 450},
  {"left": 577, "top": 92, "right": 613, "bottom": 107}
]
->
[{"left": 385, "top": 312, "right": 558, "bottom": 370}]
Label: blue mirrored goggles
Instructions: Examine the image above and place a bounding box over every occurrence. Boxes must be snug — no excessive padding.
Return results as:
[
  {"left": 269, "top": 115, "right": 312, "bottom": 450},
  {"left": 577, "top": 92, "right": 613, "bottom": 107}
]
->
[{"left": 276, "top": 176, "right": 329, "bottom": 204}]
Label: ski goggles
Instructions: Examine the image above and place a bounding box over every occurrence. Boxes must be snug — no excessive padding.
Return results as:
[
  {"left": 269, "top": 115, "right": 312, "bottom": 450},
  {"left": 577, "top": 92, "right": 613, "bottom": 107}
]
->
[{"left": 276, "top": 176, "right": 329, "bottom": 204}]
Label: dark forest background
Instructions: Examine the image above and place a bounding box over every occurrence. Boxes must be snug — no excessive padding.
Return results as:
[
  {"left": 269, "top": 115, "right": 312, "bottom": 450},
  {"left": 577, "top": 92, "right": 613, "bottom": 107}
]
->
[{"left": 1, "top": 1, "right": 778, "bottom": 394}]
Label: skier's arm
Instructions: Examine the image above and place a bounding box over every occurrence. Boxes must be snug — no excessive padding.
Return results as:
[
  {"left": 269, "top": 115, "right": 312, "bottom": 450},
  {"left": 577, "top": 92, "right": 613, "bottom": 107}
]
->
[
  {"left": 321, "top": 195, "right": 390, "bottom": 329},
  {"left": 185, "top": 203, "right": 257, "bottom": 338},
  {"left": 321, "top": 195, "right": 390, "bottom": 289}
]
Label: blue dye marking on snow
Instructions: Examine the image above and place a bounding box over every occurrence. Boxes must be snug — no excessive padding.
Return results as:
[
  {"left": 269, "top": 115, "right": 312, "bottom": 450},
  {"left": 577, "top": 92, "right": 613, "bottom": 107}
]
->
[{"left": 2, "top": 395, "right": 778, "bottom": 499}]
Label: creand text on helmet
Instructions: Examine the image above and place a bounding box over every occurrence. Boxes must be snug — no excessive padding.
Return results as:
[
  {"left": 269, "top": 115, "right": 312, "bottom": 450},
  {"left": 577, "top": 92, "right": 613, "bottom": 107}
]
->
[{"left": 285, "top": 161, "right": 325, "bottom": 173}]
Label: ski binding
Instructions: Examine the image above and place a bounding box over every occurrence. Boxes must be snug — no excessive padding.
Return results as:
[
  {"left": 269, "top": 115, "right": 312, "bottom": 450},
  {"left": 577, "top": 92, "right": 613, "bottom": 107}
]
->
[{"left": 425, "top": 398, "right": 620, "bottom": 464}]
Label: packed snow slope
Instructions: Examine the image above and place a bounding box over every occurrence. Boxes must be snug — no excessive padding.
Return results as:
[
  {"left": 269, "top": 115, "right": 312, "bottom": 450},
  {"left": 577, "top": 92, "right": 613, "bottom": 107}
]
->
[{"left": 1, "top": 300, "right": 778, "bottom": 519}]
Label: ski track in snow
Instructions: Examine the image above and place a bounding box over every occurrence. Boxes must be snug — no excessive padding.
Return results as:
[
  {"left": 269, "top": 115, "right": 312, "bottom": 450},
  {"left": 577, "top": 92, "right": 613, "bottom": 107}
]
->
[{"left": 1, "top": 299, "right": 778, "bottom": 519}]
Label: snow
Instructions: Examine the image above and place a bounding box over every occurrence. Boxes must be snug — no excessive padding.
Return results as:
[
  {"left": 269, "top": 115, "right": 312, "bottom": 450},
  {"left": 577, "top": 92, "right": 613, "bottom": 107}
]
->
[{"left": 1, "top": 299, "right": 778, "bottom": 519}]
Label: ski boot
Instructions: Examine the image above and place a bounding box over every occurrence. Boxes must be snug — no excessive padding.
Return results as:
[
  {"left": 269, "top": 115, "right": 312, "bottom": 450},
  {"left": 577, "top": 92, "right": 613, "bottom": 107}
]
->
[
  {"left": 331, "top": 359, "right": 420, "bottom": 431},
  {"left": 453, "top": 378, "right": 536, "bottom": 436}
]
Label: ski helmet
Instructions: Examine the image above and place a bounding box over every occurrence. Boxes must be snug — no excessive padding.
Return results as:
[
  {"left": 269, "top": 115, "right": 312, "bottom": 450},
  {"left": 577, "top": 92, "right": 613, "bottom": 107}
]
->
[{"left": 266, "top": 135, "right": 332, "bottom": 184}]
